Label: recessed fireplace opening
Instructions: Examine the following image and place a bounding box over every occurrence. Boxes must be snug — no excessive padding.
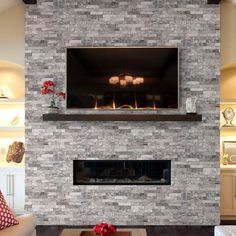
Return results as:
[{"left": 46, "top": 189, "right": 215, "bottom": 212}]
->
[
  {"left": 73, "top": 160, "right": 171, "bottom": 185},
  {"left": 67, "top": 47, "right": 179, "bottom": 110}
]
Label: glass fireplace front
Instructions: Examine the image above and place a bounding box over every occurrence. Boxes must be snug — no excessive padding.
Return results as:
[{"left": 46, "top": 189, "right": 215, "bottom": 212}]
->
[{"left": 73, "top": 160, "right": 171, "bottom": 185}]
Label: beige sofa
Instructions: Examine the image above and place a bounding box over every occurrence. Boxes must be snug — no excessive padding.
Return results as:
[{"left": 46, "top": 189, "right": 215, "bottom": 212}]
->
[{"left": 0, "top": 213, "right": 36, "bottom": 236}]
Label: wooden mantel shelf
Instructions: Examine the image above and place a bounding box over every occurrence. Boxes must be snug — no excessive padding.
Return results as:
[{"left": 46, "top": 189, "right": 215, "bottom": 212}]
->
[
  {"left": 42, "top": 114, "right": 202, "bottom": 122},
  {"left": 22, "top": 0, "right": 221, "bottom": 4}
]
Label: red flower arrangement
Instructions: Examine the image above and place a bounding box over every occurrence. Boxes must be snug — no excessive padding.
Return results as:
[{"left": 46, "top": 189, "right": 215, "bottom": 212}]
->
[
  {"left": 41, "top": 80, "right": 65, "bottom": 108},
  {"left": 93, "top": 223, "right": 117, "bottom": 236}
]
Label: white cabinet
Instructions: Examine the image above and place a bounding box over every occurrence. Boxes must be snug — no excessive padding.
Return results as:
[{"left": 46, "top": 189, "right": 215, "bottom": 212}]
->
[
  {"left": 0, "top": 98, "right": 25, "bottom": 214},
  {"left": 0, "top": 171, "right": 7, "bottom": 197},
  {"left": 13, "top": 171, "right": 25, "bottom": 212},
  {"left": 0, "top": 167, "right": 25, "bottom": 213}
]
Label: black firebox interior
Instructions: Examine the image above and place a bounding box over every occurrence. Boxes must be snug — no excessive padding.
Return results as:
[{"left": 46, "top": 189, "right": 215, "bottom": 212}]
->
[{"left": 73, "top": 160, "right": 171, "bottom": 185}]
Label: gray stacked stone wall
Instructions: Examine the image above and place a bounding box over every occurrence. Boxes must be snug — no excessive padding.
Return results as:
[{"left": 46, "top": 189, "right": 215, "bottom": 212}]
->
[{"left": 25, "top": 0, "right": 220, "bottom": 225}]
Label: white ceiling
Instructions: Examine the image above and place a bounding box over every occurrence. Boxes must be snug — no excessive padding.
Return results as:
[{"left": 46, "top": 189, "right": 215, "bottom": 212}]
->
[{"left": 0, "top": 0, "right": 22, "bottom": 14}]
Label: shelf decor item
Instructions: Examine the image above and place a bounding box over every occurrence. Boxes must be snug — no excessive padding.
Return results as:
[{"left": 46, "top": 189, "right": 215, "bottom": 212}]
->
[
  {"left": 186, "top": 96, "right": 197, "bottom": 114},
  {"left": 6, "top": 141, "right": 25, "bottom": 163},
  {"left": 10, "top": 115, "right": 21, "bottom": 126},
  {"left": 0, "top": 89, "right": 8, "bottom": 98},
  {"left": 222, "top": 107, "right": 235, "bottom": 126},
  {"left": 222, "top": 154, "right": 229, "bottom": 165},
  {"left": 223, "top": 141, "right": 236, "bottom": 164},
  {"left": 41, "top": 80, "right": 65, "bottom": 113},
  {"left": 93, "top": 223, "right": 117, "bottom": 236}
]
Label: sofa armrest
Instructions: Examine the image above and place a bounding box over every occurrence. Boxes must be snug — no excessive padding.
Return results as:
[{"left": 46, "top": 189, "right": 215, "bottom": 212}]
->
[{"left": 0, "top": 214, "right": 36, "bottom": 236}]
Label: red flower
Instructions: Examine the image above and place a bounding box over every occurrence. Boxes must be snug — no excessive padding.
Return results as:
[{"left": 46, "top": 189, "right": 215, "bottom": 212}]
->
[
  {"left": 93, "top": 223, "right": 117, "bottom": 236},
  {"left": 56, "top": 92, "right": 66, "bottom": 99},
  {"left": 93, "top": 224, "right": 102, "bottom": 234},
  {"left": 109, "top": 225, "right": 116, "bottom": 234},
  {"left": 41, "top": 86, "right": 54, "bottom": 95},
  {"left": 41, "top": 80, "right": 55, "bottom": 95},
  {"left": 101, "top": 224, "right": 109, "bottom": 235},
  {"left": 41, "top": 80, "right": 65, "bottom": 108},
  {"left": 43, "top": 80, "right": 54, "bottom": 87}
]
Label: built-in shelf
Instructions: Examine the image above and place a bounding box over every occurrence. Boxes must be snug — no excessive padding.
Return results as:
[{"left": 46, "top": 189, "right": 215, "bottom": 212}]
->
[
  {"left": 0, "top": 127, "right": 25, "bottom": 131},
  {"left": 220, "top": 100, "right": 236, "bottom": 105},
  {"left": 43, "top": 113, "right": 202, "bottom": 122},
  {"left": 220, "top": 126, "right": 236, "bottom": 132},
  {"left": 0, "top": 98, "right": 24, "bottom": 105}
]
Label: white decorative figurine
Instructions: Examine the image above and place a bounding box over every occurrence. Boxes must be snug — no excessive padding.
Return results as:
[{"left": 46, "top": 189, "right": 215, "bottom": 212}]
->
[
  {"left": 186, "top": 96, "right": 197, "bottom": 114},
  {"left": 222, "top": 107, "right": 235, "bottom": 126}
]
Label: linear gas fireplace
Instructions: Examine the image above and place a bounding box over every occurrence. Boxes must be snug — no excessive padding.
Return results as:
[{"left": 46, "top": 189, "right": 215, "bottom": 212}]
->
[{"left": 73, "top": 160, "right": 171, "bottom": 185}]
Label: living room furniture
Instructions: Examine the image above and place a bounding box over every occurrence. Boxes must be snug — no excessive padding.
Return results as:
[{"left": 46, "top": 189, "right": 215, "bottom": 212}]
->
[
  {"left": 215, "top": 225, "right": 236, "bottom": 236},
  {"left": 0, "top": 213, "right": 36, "bottom": 236},
  {"left": 60, "top": 228, "right": 147, "bottom": 236},
  {"left": 220, "top": 167, "right": 236, "bottom": 218},
  {"left": 0, "top": 167, "right": 25, "bottom": 213}
]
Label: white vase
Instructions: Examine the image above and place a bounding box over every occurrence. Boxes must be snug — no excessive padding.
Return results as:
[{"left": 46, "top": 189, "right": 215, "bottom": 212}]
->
[{"left": 186, "top": 96, "right": 197, "bottom": 114}]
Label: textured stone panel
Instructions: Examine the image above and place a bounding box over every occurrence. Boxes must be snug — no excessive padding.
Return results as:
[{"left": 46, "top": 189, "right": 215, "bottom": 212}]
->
[{"left": 25, "top": 0, "right": 220, "bottom": 225}]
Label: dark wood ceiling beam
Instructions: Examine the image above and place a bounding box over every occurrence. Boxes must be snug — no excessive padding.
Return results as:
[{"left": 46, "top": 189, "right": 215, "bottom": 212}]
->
[
  {"left": 22, "top": 0, "right": 37, "bottom": 4},
  {"left": 208, "top": 0, "right": 221, "bottom": 4}
]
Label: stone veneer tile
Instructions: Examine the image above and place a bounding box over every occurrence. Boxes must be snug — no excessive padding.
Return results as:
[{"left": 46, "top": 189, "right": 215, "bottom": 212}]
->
[{"left": 25, "top": 0, "right": 220, "bottom": 225}]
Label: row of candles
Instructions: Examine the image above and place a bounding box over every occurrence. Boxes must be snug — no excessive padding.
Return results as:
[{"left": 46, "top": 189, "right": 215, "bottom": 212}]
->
[{"left": 109, "top": 75, "right": 144, "bottom": 86}]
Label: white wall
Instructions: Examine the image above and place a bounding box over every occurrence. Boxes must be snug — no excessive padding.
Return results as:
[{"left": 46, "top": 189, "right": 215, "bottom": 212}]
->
[
  {"left": 0, "top": 3, "right": 24, "bottom": 66},
  {"left": 221, "top": 0, "right": 236, "bottom": 67},
  {"left": 0, "top": 61, "right": 24, "bottom": 98},
  {"left": 221, "top": 66, "right": 236, "bottom": 100},
  {"left": 0, "top": 3, "right": 24, "bottom": 98}
]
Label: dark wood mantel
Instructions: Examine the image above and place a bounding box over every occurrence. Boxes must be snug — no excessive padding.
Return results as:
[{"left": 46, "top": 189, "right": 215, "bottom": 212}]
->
[
  {"left": 22, "top": 0, "right": 37, "bottom": 4},
  {"left": 207, "top": 0, "right": 221, "bottom": 3},
  {"left": 42, "top": 113, "right": 202, "bottom": 122},
  {"left": 22, "top": 0, "right": 220, "bottom": 4}
]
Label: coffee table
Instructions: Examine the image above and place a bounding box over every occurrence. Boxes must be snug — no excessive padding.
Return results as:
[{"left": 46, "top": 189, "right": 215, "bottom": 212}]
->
[{"left": 60, "top": 228, "right": 147, "bottom": 236}]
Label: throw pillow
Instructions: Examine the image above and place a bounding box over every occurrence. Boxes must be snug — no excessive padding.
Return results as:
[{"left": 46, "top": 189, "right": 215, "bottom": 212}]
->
[{"left": 0, "top": 191, "right": 19, "bottom": 230}]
